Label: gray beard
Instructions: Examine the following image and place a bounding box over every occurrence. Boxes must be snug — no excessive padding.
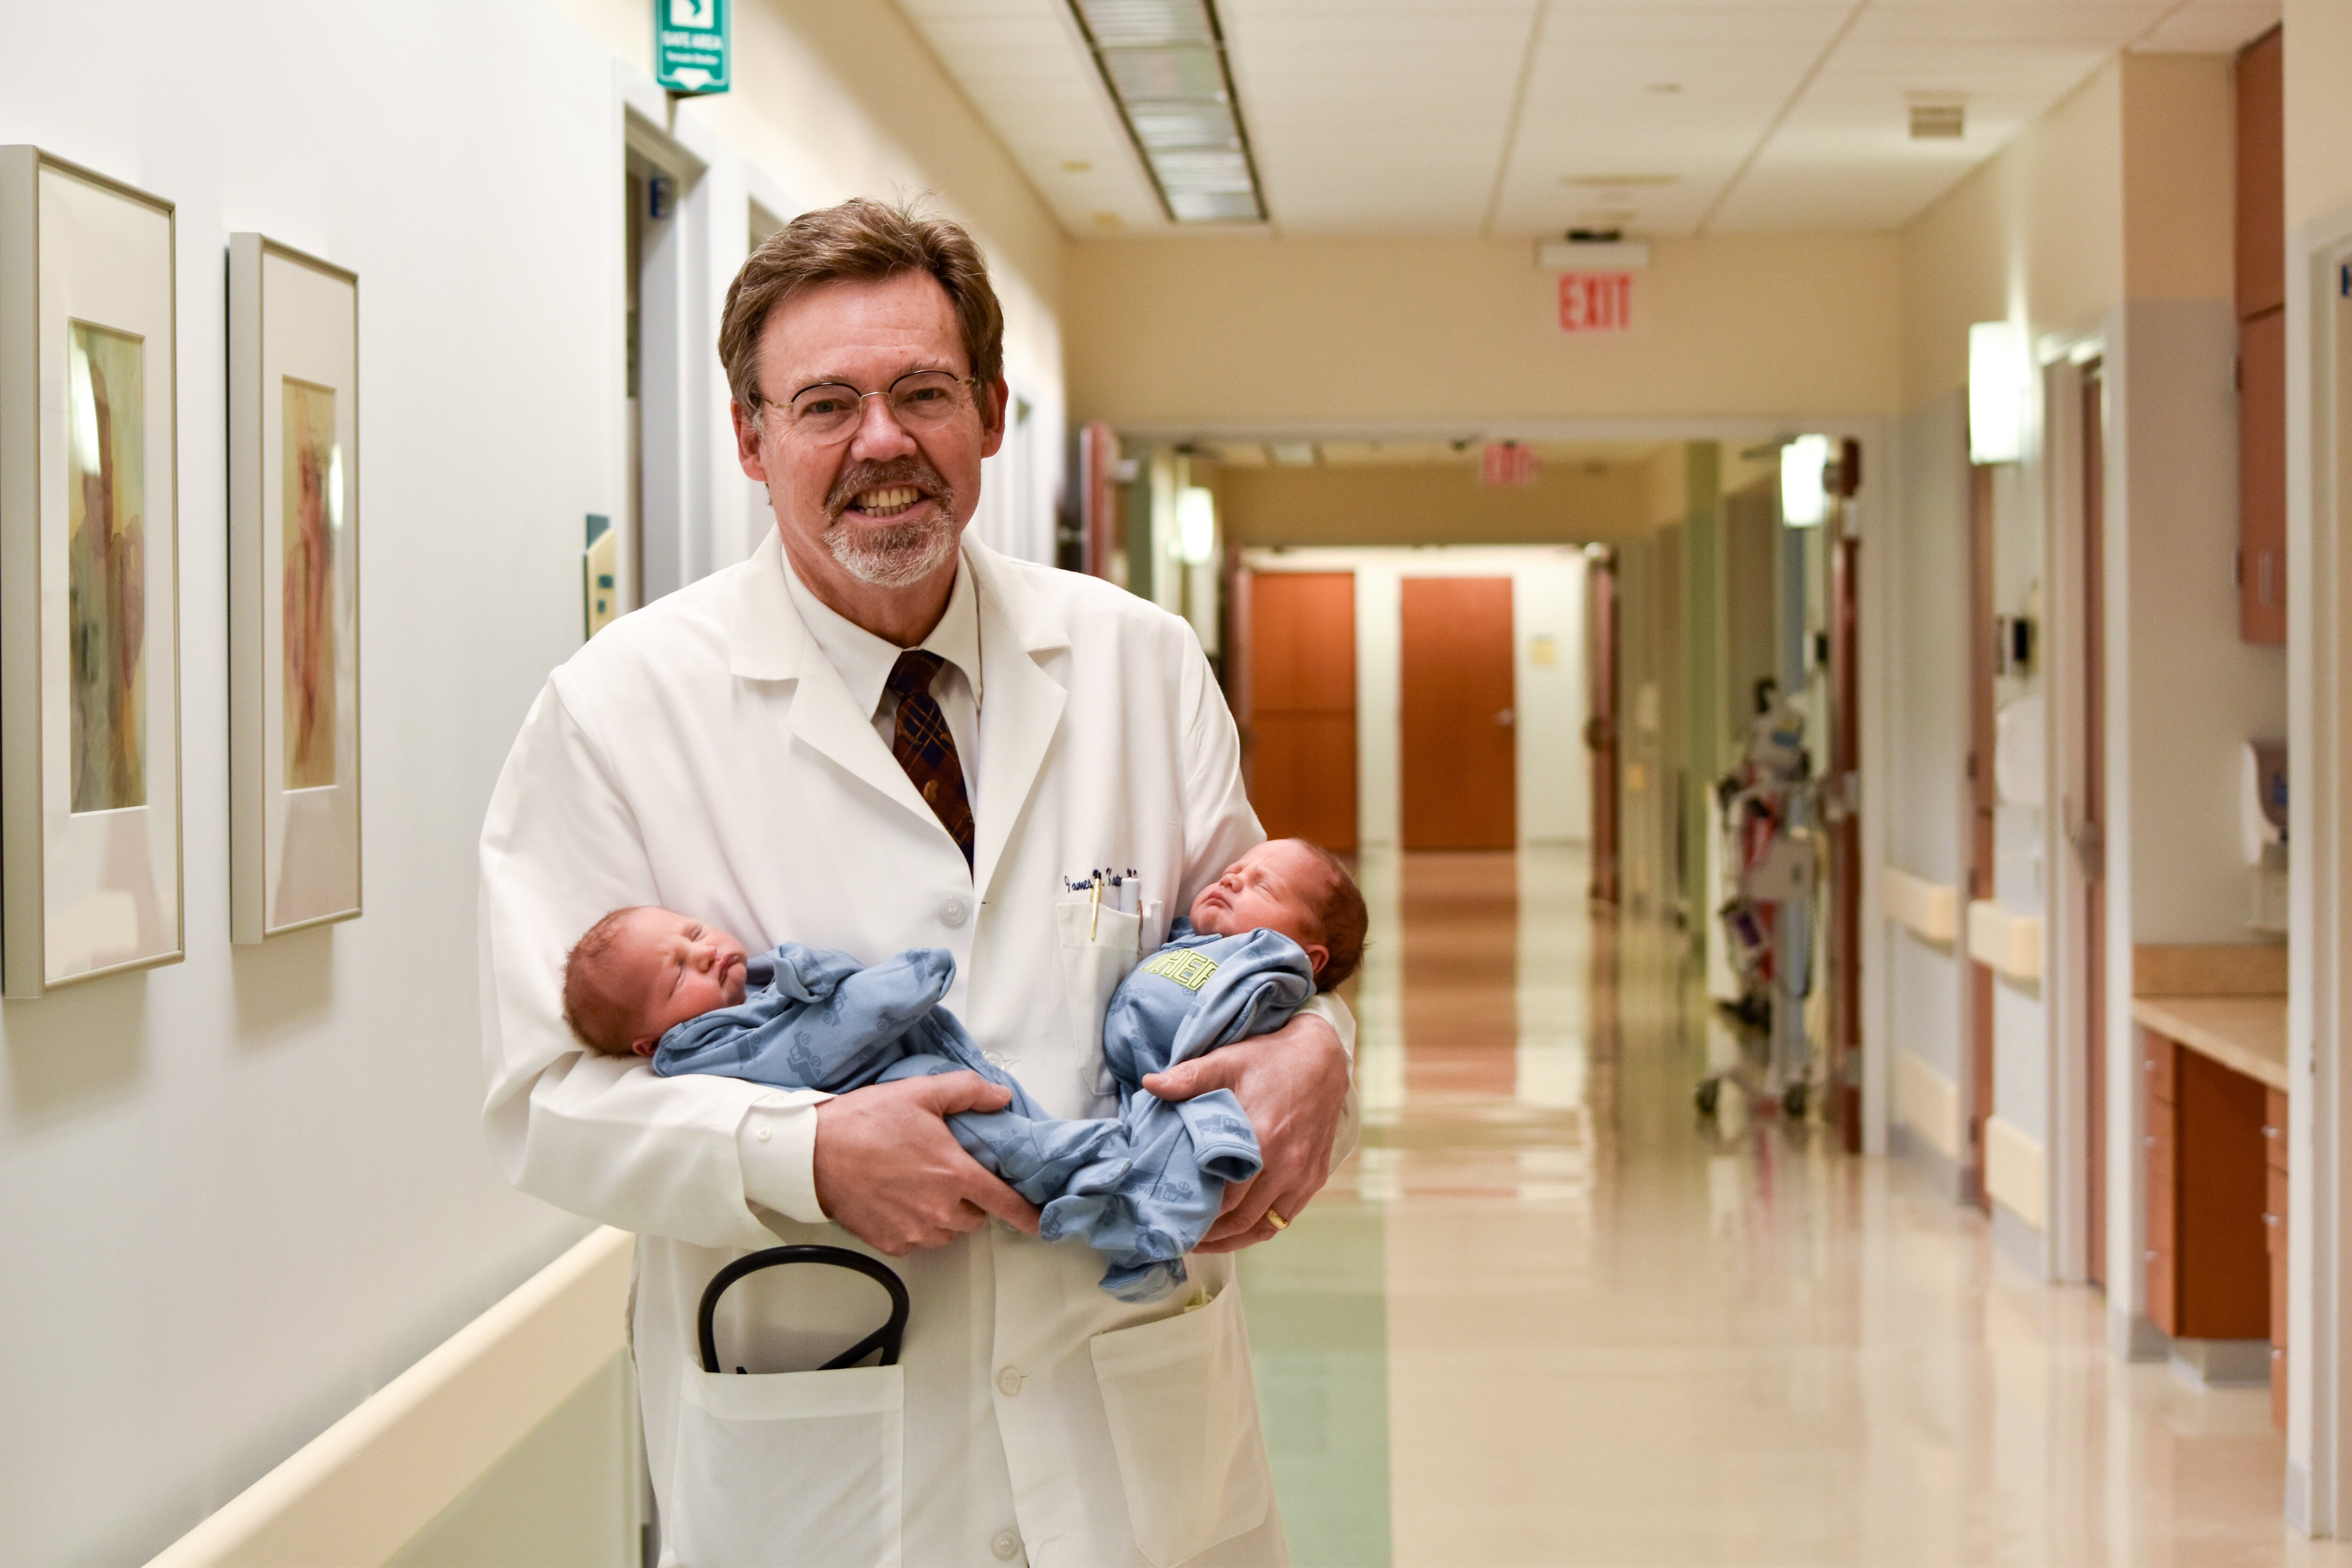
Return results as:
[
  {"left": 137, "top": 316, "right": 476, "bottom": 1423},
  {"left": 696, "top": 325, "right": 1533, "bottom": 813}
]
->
[{"left": 826, "top": 505, "right": 961, "bottom": 588}]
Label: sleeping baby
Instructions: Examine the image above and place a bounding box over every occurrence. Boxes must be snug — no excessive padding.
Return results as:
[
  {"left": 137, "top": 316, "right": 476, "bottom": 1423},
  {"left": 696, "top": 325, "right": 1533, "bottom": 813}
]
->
[{"left": 561, "top": 838, "right": 1367, "bottom": 1301}]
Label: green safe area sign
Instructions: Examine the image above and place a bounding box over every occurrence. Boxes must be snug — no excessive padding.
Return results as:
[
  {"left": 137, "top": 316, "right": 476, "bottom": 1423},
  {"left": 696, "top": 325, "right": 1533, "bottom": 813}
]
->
[{"left": 655, "top": 0, "right": 729, "bottom": 95}]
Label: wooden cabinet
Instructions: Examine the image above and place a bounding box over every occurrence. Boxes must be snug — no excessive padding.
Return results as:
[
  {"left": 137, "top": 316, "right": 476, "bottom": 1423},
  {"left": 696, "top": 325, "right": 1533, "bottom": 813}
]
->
[
  {"left": 2236, "top": 28, "right": 2287, "bottom": 645},
  {"left": 2143, "top": 1032, "right": 2271, "bottom": 1343},
  {"left": 2268, "top": 1087, "right": 2289, "bottom": 1432}
]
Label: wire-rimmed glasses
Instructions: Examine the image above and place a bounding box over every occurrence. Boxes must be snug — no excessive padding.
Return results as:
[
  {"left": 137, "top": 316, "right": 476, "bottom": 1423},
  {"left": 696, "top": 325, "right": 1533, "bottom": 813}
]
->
[{"left": 761, "top": 370, "right": 980, "bottom": 445}]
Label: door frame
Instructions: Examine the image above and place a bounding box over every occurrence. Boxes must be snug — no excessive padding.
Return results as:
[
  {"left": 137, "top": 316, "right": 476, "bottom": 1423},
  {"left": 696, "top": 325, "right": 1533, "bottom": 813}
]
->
[
  {"left": 2280, "top": 192, "right": 2352, "bottom": 1536},
  {"left": 2040, "top": 343, "right": 2112, "bottom": 1292},
  {"left": 1964, "top": 457, "right": 1997, "bottom": 1215}
]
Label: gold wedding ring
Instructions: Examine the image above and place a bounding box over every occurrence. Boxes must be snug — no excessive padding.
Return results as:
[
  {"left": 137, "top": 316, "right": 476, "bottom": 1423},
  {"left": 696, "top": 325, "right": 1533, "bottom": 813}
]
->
[{"left": 1265, "top": 1209, "right": 1289, "bottom": 1231}]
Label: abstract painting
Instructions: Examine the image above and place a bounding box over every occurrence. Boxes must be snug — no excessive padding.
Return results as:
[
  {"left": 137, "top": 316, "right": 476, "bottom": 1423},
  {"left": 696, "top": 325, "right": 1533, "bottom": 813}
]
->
[
  {"left": 229, "top": 233, "right": 359, "bottom": 942},
  {"left": 1, "top": 147, "right": 183, "bottom": 995},
  {"left": 280, "top": 378, "right": 339, "bottom": 789},
  {"left": 66, "top": 321, "right": 147, "bottom": 812}
]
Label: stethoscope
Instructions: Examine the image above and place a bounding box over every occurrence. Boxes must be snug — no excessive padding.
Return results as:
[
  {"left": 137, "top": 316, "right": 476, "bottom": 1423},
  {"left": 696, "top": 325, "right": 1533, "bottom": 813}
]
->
[{"left": 697, "top": 1245, "right": 911, "bottom": 1375}]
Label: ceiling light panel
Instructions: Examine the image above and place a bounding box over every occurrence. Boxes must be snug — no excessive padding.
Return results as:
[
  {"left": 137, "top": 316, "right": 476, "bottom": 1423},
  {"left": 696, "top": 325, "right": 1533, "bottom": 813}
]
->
[
  {"left": 896, "top": 0, "right": 1168, "bottom": 234},
  {"left": 1070, "top": 0, "right": 1268, "bottom": 223}
]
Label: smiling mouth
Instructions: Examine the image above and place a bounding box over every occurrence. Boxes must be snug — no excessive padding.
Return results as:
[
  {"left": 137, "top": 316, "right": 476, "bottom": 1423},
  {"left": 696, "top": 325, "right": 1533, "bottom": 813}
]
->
[{"left": 847, "top": 485, "right": 928, "bottom": 519}]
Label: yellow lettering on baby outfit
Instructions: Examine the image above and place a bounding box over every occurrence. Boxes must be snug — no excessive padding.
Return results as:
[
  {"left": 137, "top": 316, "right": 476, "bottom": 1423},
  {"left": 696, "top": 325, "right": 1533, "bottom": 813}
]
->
[{"left": 1142, "top": 950, "right": 1220, "bottom": 992}]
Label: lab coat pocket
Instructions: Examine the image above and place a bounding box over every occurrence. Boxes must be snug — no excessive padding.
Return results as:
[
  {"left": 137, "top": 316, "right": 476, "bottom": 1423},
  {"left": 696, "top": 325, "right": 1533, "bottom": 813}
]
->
[
  {"left": 666, "top": 1363, "right": 904, "bottom": 1568},
  {"left": 1088, "top": 1279, "right": 1272, "bottom": 1567},
  {"left": 1057, "top": 894, "right": 1147, "bottom": 1104}
]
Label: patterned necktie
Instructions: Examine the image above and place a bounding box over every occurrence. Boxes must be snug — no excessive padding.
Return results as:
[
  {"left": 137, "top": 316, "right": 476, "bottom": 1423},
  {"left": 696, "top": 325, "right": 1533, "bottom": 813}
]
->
[{"left": 888, "top": 650, "right": 975, "bottom": 868}]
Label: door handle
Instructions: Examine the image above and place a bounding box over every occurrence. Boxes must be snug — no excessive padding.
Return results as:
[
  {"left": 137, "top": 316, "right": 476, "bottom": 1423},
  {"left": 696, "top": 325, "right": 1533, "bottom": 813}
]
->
[{"left": 1495, "top": 708, "right": 1515, "bottom": 727}]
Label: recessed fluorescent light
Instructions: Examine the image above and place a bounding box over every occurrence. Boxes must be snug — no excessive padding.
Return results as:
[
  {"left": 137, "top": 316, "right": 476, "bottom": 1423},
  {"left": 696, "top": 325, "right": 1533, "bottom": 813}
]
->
[
  {"left": 1268, "top": 441, "right": 1318, "bottom": 467},
  {"left": 1068, "top": 0, "right": 1266, "bottom": 224}
]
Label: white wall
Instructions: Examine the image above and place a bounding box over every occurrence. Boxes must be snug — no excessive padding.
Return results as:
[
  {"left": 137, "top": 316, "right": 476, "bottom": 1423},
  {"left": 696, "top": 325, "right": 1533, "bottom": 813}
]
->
[
  {"left": 1886, "top": 397, "right": 1970, "bottom": 1091},
  {"left": 1240, "top": 546, "right": 1589, "bottom": 850},
  {"left": 0, "top": 2, "right": 1067, "bottom": 1561}
]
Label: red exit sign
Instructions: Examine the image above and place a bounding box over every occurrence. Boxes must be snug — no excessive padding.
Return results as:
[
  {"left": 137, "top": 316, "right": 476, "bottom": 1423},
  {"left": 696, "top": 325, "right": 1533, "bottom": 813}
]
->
[{"left": 1559, "top": 271, "right": 1634, "bottom": 333}]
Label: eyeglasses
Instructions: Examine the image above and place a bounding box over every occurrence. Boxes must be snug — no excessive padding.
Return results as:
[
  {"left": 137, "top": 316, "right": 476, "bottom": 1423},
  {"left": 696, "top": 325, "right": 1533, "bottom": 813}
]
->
[{"left": 760, "top": 370, "right": 980, "bottom": 445}]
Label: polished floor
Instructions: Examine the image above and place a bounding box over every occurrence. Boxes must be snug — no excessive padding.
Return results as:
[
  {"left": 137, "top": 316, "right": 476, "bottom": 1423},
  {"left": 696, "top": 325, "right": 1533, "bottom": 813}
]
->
[{"left": 1237, "top": 847, "right": 2347, "bottom": 1567}]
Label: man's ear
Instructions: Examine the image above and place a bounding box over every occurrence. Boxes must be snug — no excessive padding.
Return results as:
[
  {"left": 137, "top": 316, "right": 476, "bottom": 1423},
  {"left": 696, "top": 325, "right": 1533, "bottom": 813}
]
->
[
  {"left": 731, "top": 400, "right": 770, "bottom": 483},
  {"left": 977, "top": 374, "right": 1011, "bottom": 460},
  {"left": 632, "top": 1036, "right": 659, "bottom": 1058}
]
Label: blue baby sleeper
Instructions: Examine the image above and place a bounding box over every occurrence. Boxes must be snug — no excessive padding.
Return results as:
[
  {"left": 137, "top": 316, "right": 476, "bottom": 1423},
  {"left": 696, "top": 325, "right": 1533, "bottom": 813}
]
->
[
  {"left": 652, "top": 944, "right": 1135, "bottom": 1210},
  {"left": 650, "top": 924, "right": 1316, "bottom": 1301},
  {"left": 1045, "top": 922, "right": 1318, "bottom": 1299}
]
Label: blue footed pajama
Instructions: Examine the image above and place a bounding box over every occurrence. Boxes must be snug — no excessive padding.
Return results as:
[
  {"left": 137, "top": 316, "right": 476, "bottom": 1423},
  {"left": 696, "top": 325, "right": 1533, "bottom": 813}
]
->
[
  {"left": 1038, "top": 922, "right": 1318, "bottom": 1301},
  {"left": 650, "top": 943, "right": 1135, "bottom": 1208},
  {"left": 650, "top": 928, "right": 1315, "bottom": 1302}
]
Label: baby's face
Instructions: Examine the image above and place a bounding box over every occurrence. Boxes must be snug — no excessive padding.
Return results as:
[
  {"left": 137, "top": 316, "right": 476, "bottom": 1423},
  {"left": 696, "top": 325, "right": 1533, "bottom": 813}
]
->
[
  {"left": 609, "top": 907, "right": 752, "bottom": 1054},
  {"left": 1188, "top": 840, "right": 1331, "bottom": 978}
]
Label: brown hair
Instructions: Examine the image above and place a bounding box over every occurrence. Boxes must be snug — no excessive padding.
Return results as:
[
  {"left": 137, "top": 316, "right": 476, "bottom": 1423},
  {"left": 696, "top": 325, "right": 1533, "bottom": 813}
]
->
[
  {"left": 718, "top": 197, "right": 1005, "bottom": 417},
  {"left": 562, "top": 907, "right": 646, "bottom": 1055},
  {"left": 1287, "top": 841, "right": 1368, "bottom": 992}
]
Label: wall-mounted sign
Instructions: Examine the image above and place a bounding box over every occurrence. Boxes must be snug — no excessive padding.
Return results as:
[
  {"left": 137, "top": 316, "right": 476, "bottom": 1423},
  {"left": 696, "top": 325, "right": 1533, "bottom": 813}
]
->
[
  {"left": 655, "top": 0, "right": 730, "bottom": 95},
  {"left": 1558, "top": 271, "right": 1634, "bottom": 334},
  {"left": 1481, "top": 442, "right": 1537, "bottom": 487}
]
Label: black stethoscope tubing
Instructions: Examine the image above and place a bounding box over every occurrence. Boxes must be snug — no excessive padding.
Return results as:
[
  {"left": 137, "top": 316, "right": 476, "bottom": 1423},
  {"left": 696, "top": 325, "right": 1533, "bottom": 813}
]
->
[{"left": 697, "top": 1244, "right": 912, "bottom": 1375}]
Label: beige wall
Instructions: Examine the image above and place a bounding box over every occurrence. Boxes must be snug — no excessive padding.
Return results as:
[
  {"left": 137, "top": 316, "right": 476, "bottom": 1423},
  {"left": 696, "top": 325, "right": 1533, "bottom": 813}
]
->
[
  {"left": 1901, "top": 59, "right": 2124, "bottom": 403},
  {"left": 1068, "top": 231, "right": 1902, "bottom": 429},
  {"left": 1208, "top": 457, "right": 1672, "bottom": 548},
  {"left": 2285, "top": 0, "right": 2352, "bottom": 231},
  {"left": 2122, "top": 54, "right": 2236, "bottom": 303}
]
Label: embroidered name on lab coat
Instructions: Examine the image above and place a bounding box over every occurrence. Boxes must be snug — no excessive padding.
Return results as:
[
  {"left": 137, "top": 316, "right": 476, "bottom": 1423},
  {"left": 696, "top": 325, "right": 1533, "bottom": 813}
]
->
[{"left": 1142, "top": 950, "right": 1220, "bottom": 991}]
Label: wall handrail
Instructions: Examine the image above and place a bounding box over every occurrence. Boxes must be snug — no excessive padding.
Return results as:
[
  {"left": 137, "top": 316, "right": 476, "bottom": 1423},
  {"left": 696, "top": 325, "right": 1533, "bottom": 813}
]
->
[
  {"left": 146, "top": 1226, "right": 633, "bottom": 1568},
  {"left": 1882, "top": 865, "right": 1960, "bottom": 945}
]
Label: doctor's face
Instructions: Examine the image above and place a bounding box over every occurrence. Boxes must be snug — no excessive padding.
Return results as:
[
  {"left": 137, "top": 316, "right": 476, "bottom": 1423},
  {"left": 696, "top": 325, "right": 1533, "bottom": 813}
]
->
[{"left": 732, "top": 271, "right": 1008, "bottom": 619}]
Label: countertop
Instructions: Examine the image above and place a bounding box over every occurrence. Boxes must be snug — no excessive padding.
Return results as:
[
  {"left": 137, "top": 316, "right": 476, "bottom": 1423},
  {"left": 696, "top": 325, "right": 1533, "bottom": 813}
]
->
[{"left": 2132, "top": 995, "right": 2288, "bottom": 1091}]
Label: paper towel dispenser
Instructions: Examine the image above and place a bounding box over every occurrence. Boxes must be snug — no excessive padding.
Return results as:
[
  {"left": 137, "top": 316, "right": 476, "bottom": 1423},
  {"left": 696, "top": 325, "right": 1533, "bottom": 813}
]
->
[{"left": 2241, "top": 740, "right": 2287, "bottom": 865}]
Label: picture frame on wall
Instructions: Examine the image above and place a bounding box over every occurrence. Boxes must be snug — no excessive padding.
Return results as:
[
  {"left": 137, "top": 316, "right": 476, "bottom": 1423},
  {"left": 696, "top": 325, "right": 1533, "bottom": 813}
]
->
[
  {"left": 229, "top": 234, "right": 360, "bottom": 942},
  {"left": 0, "top": 147, "right": 184, "bottom": 998}
]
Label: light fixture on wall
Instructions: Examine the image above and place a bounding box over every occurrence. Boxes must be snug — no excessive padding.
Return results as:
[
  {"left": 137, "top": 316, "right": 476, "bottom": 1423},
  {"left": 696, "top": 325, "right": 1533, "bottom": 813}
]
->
[
  {"left": 1780, "top": 433, "right": 1831, "bottom": 527},
  {"left": 1175, "top": 485, "right": 1217, "bottom": 564},
  {"left": 1968, "top": 319, "right": 2028, "bottom": 464}
]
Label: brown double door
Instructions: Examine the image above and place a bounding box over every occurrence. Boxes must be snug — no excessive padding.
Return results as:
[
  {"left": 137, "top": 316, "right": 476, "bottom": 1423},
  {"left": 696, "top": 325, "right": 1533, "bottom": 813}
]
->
[
  {"left": 1401, "top": 577, "right": 1516, "bottom": 851},
  {"left": 1243, "top": 572, "right": 1359, "bottom": 851}
]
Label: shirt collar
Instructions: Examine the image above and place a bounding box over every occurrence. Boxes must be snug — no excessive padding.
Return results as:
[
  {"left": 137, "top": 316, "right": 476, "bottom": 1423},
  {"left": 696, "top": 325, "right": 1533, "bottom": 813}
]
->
[{"left": 779, "top": 545, "right": 984, "bottom": 720}]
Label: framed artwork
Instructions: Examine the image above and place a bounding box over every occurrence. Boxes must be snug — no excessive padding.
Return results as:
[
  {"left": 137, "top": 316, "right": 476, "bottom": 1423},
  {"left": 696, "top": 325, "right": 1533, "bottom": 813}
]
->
[
  {"left": 0, "top": 148, "right": 184, "bottom": 998},
  {"left": 229, "top": 235, "right": 359, "bottom": 941}
]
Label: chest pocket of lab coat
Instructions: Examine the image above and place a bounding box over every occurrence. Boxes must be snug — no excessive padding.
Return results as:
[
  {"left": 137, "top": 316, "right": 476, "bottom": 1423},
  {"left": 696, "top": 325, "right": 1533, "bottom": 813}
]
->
[
  {"left": 664, "top": 1362, "right": 904, "bottom": 1568},
  {"left": 1088, "top": 1276, "right": 1273, "bottom": 1566},
  {"left": 1057, "top": 894, "right": 1154, "bottom": 1110}
]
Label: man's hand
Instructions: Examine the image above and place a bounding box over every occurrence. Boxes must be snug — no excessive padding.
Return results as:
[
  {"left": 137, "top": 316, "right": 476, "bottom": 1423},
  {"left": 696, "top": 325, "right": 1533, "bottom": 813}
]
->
[
  {"left": 1142, "top": 1011, "right": 1349, "bottom": 1252},
  {"left": 812, "top": 1073, "right": 1042, "bottom": 1256}
]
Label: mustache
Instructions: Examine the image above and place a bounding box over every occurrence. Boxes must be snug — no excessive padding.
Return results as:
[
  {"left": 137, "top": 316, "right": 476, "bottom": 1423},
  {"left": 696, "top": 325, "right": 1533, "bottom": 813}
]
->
[{"left": 824, "top": 455, "right": 955, "bottom": 523}]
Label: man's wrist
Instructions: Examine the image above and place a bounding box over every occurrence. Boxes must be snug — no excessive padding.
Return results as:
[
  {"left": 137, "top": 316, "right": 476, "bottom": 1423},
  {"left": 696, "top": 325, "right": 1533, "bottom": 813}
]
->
[{"left": 738, "top": 1089, "right": 831, "bottom": 1225}]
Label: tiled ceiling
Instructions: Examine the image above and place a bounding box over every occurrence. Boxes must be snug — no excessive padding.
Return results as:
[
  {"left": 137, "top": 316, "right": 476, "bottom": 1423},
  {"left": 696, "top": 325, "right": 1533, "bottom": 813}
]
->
[{"left": 894, "top": 0, "right": 2278, "bottom": 237}]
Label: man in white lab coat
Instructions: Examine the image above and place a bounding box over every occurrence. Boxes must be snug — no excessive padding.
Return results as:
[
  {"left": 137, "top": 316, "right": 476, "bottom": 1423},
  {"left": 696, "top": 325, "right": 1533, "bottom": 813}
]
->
[{"left": 479, "top": 199, "right": 1356, "bottom": 1567}]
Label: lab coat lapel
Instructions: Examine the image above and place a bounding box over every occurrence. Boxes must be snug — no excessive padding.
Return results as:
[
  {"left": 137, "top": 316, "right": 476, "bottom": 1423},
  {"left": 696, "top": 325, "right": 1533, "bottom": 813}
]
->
[
  {"left": 968, "top": 541, "right": 1068, "bottom": 906},
  {"left": 724, "top": 531, "right": 938, "bottom": 834}
]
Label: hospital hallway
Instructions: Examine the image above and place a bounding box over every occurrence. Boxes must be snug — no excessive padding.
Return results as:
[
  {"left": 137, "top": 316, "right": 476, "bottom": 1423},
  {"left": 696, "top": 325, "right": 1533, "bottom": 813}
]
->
[{"left": 1237, "top": 846, "right": 2339, "bottom": 1568}]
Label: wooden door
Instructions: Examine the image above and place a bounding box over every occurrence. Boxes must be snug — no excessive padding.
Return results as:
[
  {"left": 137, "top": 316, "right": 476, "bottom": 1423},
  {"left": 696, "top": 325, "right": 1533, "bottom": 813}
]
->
[
  {"left": 1587, "top": 555, "right": 1620, "bottom": 901},
  {"left": 1244, "top": 573, "right": 1359, "bottom": 851},
  {"left": 1401, "top": 577, "right": 1516, "bottom": 850},
  {"left": 1966, "top": 462, "right": 1997, "bottom": 1213},
  {"left": 1830, "top": 530, "right": 1861, "bottom": 1154},
  {"left": 2082, "top": 360, "right": 2109, "bottom": 1288}
]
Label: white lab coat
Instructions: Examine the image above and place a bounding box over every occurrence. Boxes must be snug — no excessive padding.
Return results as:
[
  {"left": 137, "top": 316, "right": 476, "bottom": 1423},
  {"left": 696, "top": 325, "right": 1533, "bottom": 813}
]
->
[{"left": 479, "top": 532, "right": 1356, "bottom": 1568}]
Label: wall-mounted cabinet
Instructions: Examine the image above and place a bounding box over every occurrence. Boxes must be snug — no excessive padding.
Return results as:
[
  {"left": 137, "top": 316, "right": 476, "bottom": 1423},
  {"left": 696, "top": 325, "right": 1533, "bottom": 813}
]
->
[{"left": 2236, "top": 27, "right": 2285, "bottom": 645}]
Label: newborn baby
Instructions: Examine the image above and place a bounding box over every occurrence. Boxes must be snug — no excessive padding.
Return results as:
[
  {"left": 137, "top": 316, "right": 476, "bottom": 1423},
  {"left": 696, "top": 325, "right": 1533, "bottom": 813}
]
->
[{"left": 561, "top": 838, "right": 1366, "bottom": 1299}]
